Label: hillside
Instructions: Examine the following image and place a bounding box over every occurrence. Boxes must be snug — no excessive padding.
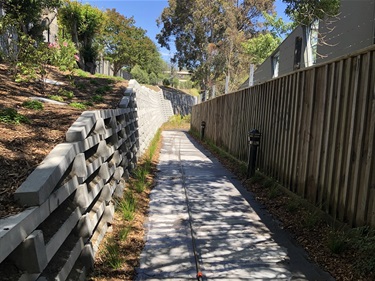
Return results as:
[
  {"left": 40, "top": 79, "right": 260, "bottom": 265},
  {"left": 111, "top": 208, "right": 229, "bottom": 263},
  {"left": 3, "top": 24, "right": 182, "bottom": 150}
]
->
[{"left": 0, "top": 64, "right": 128, "bottom": 219}]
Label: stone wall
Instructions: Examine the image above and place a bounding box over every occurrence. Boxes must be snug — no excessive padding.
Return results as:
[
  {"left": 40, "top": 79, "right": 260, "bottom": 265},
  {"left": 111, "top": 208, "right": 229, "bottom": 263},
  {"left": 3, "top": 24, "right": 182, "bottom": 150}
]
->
[{"left": 0, "top": 80, "right": 173, "bottom": 281}]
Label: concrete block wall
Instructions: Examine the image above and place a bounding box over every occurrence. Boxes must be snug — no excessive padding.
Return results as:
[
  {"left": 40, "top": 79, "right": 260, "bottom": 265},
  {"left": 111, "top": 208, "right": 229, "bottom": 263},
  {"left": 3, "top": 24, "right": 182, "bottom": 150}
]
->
[
  {"left": 161, "top": 87, "right": 197, "bottom": 116},
  {"left": 0, "top": 79, "right": 171, "bottom": 280},
  {"left": 125, "top": 80, "right": 173, "bottom": 157}
]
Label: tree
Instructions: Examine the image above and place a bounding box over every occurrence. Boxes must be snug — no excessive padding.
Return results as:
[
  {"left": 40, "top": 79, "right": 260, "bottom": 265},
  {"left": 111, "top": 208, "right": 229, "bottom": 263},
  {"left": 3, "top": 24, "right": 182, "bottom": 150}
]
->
[
  {"left": 282, "top": 0, "right": 340, "bottom": 66},
  {"left": 243, "top": 12, "right": 293, "bottom": 66},
  {"left": 0, "top": 0, "right": 61, "bottom": 41},
  {"left": 157, "top": 0, "right": 273, "bottom": 96},
  {"left": 58, "top": 0, "right": 104, "bottom": 73}
]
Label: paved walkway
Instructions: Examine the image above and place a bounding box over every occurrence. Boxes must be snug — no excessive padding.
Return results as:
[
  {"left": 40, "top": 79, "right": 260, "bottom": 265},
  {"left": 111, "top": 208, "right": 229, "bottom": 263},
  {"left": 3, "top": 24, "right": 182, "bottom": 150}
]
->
[{"left": 135, "top": 131, "right": 334, "bottom": 281}]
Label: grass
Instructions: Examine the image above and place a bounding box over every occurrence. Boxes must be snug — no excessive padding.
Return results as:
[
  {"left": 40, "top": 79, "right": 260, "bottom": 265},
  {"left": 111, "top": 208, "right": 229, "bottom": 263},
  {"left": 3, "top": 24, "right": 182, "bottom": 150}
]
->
[
  {"left": 327, "top": 230, "right": 348, "bottom": 254},
  {"left": 22, "top": 100, "right": 43, "bottom": 110},
  {"left": 0, "top": 108, "right": 30, "bottom": 124},
  {"left": 119, "top": 226, "right": 132, "bottom": 241},
  {"left": 119, "top": 191, "right": 137, "bottom": 221},
  {"left": 103, "top": 239, "right": 123, "bottom": 269},
  {"left": 73, "top": 69, "right": 90, "bottom": 78}
]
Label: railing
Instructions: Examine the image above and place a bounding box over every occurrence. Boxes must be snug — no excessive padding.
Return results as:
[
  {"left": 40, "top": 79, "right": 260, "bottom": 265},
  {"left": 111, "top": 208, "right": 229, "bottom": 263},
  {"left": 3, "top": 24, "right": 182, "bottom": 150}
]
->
[
  {"left": 0, "top": 79, "right": 173, "bottom": 280},
  {"left": 192, "top": 45, "right": 375, "bottom": 228}
]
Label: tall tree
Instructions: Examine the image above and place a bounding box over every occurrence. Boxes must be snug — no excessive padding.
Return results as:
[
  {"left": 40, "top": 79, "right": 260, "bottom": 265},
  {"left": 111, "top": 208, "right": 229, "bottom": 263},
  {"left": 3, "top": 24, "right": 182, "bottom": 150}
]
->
[
  {"left": 58, "top": 0, "right": 104, "bottom": 73},
  {"left": 157, "top": 0, "right": 273, "bottom": 96},
  {"left": 282, "top": 0, "right": 340, "bottom": 66},
  {"left": 243, "top": 12, "right": 293, "bottom": 66}
]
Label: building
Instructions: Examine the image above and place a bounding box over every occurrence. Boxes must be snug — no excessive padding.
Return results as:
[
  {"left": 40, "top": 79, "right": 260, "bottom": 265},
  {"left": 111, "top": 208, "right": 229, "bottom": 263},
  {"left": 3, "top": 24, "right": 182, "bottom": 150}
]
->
[{"left": 241, "top": 0, "right": 375, "bottom": 87}]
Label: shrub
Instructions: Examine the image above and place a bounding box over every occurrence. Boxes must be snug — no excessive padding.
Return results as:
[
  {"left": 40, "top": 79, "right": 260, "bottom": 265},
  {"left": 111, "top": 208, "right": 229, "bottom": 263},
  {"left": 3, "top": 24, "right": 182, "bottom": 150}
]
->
[
  {"left": 162, "top": 78, "right": 170, "bottom": 86},
  {"left": 0, "top": 108, "right": 30, "bottom": 124},
  {"left": 58, "top": 89, "right": 75, "bottom": 99},
  {"left": 92, "top": 94, "right": 104, "bottom": 103},
  {"left": 22, "top": 100, "right": 44, "bottom": 110},
  {"left": 48, "top": 40, "right": 79, "bottom": 71},
  {"left": 130, "top": 65, "right": 149, "bottom": 84},
  {"left": 48, "top": 95, "right": 64, "bottom": 102},
  {"left": 69, "top": 102, "right": 86, "bottom": 109}
]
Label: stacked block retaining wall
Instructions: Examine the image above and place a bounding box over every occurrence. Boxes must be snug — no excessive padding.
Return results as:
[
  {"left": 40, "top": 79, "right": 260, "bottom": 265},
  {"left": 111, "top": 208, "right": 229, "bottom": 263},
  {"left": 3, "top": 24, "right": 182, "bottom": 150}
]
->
[{"left": 0, "top": 79, "right": 173, "bottom": 280}]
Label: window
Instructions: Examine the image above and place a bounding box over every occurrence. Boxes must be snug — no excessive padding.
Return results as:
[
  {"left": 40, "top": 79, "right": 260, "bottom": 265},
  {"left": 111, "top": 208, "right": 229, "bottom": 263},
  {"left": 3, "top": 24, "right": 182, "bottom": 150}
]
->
[
  {"left": 294, "top": 36, "right": 302, "bottom": 70},
  {"left": 272, "top": 51, "right": 280, "bottom": 78}
]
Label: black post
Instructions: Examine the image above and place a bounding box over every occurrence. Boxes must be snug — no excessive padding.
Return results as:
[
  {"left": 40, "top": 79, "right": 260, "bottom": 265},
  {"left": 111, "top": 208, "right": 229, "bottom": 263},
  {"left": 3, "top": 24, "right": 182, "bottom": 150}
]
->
[
  {"left": 201, "top": 121, "right": 206, "bottom": 140},
  {"left": 247, "top": 129, "right": 261, "bottom": 179}
]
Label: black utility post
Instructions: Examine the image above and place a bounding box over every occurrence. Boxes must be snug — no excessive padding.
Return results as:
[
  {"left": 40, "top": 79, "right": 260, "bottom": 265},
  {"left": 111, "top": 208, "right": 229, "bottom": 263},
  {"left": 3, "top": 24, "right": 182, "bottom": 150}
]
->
[
  {"left": 247, "top": 129, "right": 261, "bottom": 179},
  {"left": 201, "top": 121, "right": 206, "bottom": 140}
]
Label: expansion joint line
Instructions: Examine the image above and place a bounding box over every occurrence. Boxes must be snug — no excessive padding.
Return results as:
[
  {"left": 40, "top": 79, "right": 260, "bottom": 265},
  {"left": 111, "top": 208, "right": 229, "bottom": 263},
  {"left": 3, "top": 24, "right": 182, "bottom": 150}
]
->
[{"left": 178, "top": 137, "right": 203, "bottom": 281}]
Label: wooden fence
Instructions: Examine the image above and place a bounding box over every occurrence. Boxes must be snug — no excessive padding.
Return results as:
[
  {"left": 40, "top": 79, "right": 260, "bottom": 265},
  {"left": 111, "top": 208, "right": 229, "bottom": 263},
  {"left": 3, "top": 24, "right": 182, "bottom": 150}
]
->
[{"left": 192, "top": 45, "right": 375, "bottom": 227}]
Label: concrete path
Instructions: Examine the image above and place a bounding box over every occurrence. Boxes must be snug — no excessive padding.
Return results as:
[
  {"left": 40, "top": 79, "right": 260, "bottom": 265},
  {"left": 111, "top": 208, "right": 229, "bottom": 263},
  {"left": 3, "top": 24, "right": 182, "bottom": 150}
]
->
[{"left": 135, "top": 131, "right": 334, "bottom": 281}]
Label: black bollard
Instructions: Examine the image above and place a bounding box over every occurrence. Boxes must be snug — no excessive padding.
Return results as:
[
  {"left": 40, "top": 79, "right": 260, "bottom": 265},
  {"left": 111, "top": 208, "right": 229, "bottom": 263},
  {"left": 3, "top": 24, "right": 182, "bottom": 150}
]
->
[
  {"left": 200, "top": 121, "right": 206, "bottom": 140},
  {"left": 247, "top": 129, "right": 261, "bottom": 179}
]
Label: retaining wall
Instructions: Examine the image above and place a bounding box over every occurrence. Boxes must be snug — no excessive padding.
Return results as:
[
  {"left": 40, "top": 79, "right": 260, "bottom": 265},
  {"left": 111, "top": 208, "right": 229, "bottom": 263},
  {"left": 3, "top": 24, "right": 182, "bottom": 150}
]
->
[{"left": 0, "top": 79, "right": 173, "bottom": 281}]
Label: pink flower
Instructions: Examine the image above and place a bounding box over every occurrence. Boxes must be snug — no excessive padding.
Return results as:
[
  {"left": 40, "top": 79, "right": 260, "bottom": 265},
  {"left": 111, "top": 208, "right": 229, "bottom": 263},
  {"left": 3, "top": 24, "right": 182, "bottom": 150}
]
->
[
  {"left": 63, "top": 42, "right": 68, "bottom": 47},
  {"left": 74, "top": 55, "right": 80, "bottom": 61}
]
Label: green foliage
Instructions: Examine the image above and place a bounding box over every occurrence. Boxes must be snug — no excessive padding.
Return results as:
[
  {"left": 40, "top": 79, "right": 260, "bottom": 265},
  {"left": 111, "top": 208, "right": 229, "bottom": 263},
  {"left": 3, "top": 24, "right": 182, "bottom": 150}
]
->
[
  {"left": 59, "top": 0, "right": 104, "bottom": 72},
  {"left": 149, "top": 72, "right": 158, "bottom": 85},
  {"left": 92, "top": 94, "right": 104, "bottom": 103},
  {"left": 148, "top": 128, "right": 161, "bottom": 161},
  {"left": 327, "top": 230, "right": 348, "bottom": 255},
  {"left": 130, "top": 65, "right": 149, "bottom": 84},
  {"left": 302, "top": 210, "right": 321, "bottom": 229},
  {"left": 171, "top": 77, "right": 179, "bottom": 88},
  {"left": 162, "top": 78, "right": 170, "bottom": 86},
  {"left": 22, "top": 100, "right": 44, "bottom": 110},
  {"left": 100, "top": 8, "right": 163, "bottom": 77},
  {"left": 282, "top": 0, "right": 340, "bottom": 26},
  {"left": 0, "top": 108, "right": 30, "bottom": 124},
  {"left": 48, "top": 40, "right": 79, "bottom": 71},
  {"left": 48, "top": 95, "right": 64, "bottom": 102},
  {"left": 69, "top": 102, "right": 86, "bottom": 109},
  {"left": 243, "top": 12, "right": 292, "bottom": 66},
  {"left": 72, "top": 69, "right": 90, "bottom": 77},
  {"left": 286, "top": 199, "right": 301, "bottom": 213},
  {"left": 119, "top": 191, "right": 136, "bottom": 221},
  {"left": 10, "top": 35, "right": 51, "bottom": 83},
  {"left": 95, "top": 85, "right": 112, "bottom": 95},
  {"left": 58, "top": 89, "right": 74, "bottom": 99},
  {"left": 119, "top": 226, "right": 131, "bottom": 241},
  {"left": 157, "top": 0, "right": 273, "bottom": 91},
  {"left": 0, "top": 0, "right": 61, "bottom": 42},
  {"left": 103, "top": 239, "right": 123, "bottom": 269}
]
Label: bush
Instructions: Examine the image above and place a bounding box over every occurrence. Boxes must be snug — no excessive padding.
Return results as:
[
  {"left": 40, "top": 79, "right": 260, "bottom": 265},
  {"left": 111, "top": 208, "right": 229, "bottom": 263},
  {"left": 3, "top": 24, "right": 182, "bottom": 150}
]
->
[
  {"left": 149, "top": 72, "right": 158, "bottom": 85},
  {"left": 0, "top": 108, "right": 30, "bottom": 124},
  {"left": 162, "top": 78, "right": 170, "bottom": 86},
  {"left": 130, "top": 65, "right": 149, "bottom": 84},
  {"left": 48, "top": 40, "right": 79, "bottom": 71}
]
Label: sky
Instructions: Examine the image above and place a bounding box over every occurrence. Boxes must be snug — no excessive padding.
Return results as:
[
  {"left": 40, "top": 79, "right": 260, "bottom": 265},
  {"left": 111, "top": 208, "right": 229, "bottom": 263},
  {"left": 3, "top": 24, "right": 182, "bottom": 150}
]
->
[{"left": 82, "top": 0, "right": 290, "bottom": 61}]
